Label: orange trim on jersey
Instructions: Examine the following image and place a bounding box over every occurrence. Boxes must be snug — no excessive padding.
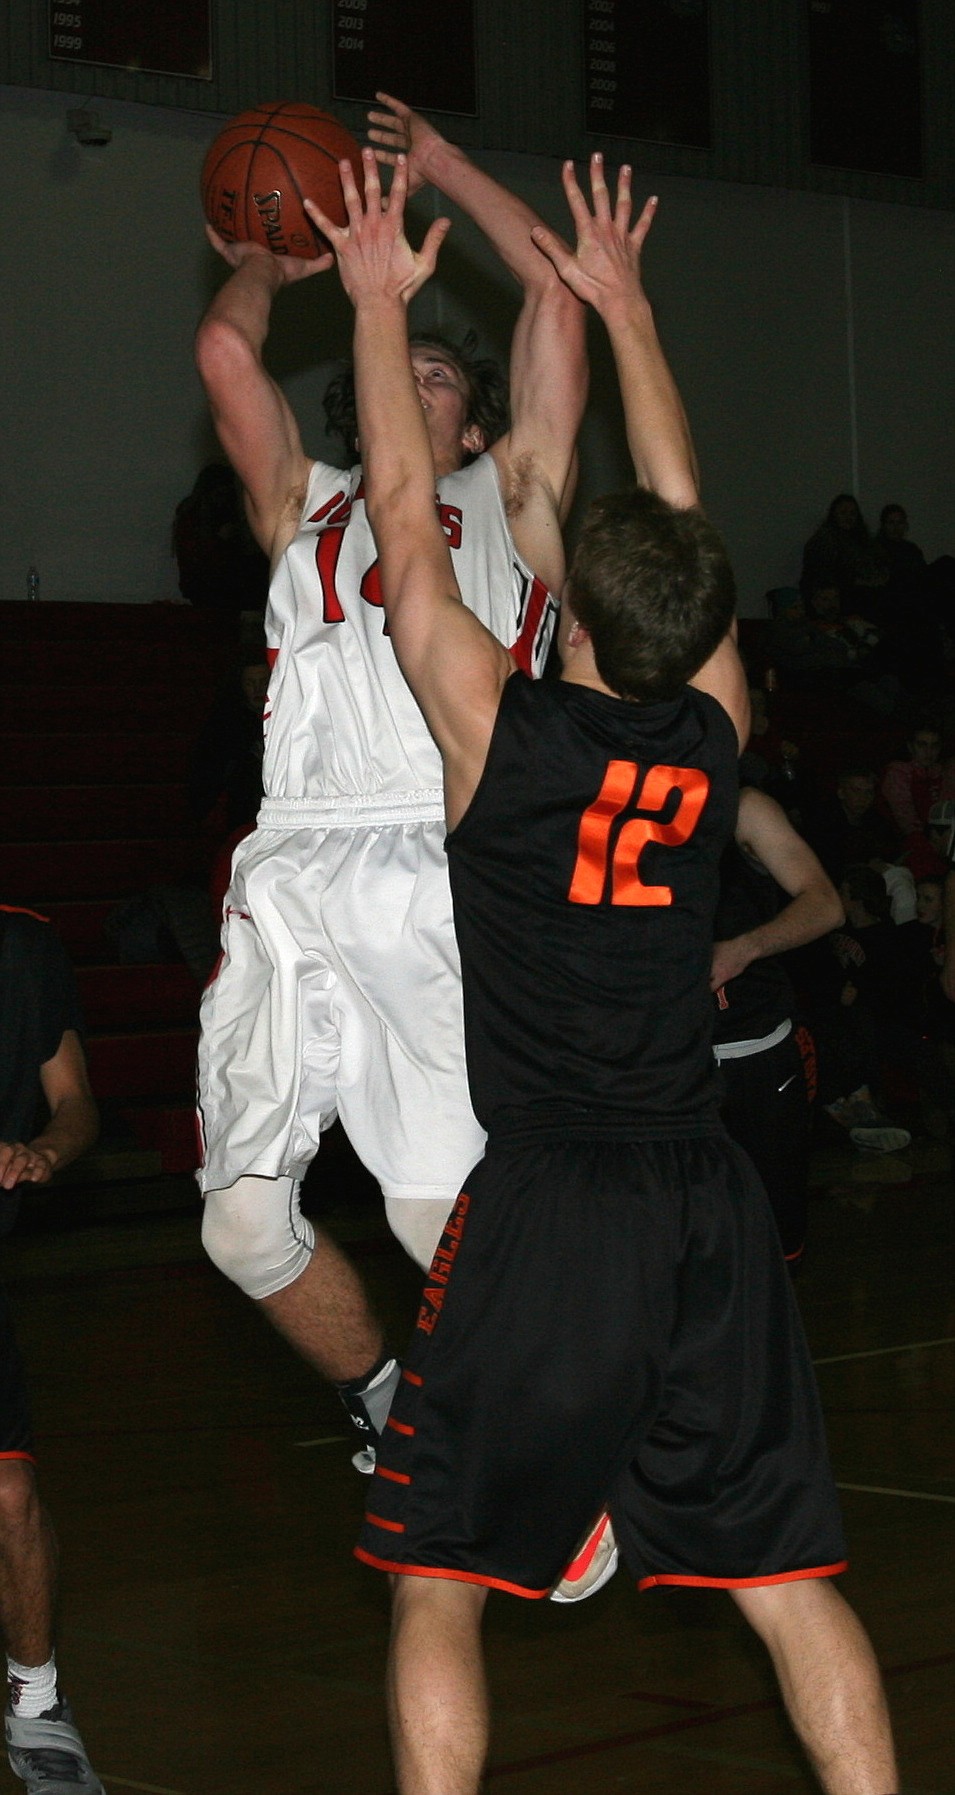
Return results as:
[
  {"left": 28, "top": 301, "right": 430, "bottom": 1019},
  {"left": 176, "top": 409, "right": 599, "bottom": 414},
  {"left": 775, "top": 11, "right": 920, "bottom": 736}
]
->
[
  {"left": 376, "top": 1465, "right": 411, "bottom": 1486},
  {"left": 387, "top": 1416, "right": 415, "bottom": 1437},
  {"left": 638, "top": 1560, "right": 848, "bottom": 1592},
  {"left": 0, "top": 905, "right": 50, "bottom": 924},
  {"left": 354, "top": 1547, "right": 551, "bottom": 1600},
  {"left": 402, "top": 1369, "right": 424, "bottom": 1387},
  {"left": 366, "top": 1512, "right": 405, "bottom": 1534},
  {"left": 0, "top": 1451, "right": 36, "bottom": 1465}
]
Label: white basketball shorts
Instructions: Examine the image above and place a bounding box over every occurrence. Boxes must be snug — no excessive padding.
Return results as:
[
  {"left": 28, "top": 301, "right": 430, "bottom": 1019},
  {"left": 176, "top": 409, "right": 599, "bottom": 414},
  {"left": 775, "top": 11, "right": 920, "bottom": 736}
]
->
[{"left": 196, "top": 795, "right": 486, "bottom": 1204}]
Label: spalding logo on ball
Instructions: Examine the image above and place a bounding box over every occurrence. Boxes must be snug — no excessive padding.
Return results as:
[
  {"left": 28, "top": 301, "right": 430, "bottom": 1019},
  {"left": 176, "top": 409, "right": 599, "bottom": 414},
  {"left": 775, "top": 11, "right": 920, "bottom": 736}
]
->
[{"left": 201, "top": 102, "right": 364, "bottom": 257}]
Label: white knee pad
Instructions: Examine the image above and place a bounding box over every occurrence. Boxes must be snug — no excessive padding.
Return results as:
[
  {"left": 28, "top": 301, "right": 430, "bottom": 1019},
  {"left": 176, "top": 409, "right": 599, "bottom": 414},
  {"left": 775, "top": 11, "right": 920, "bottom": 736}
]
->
[
  {"left": 202, "top": 1175, "right": 315, "bottom": 1300},
  {"left": 384, "top": 1194, "right": 457, "bottom": 1271}
]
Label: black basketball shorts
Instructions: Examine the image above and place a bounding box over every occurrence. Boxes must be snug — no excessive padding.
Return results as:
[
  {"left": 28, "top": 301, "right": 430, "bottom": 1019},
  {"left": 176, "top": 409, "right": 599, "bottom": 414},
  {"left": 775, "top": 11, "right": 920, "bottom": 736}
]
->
[
  {"left": 355, "top": 1130, "right": 846, "bottom": 1597},
  {"left": 0, "top": 1283, "right": 35, "bottom": 1462}
]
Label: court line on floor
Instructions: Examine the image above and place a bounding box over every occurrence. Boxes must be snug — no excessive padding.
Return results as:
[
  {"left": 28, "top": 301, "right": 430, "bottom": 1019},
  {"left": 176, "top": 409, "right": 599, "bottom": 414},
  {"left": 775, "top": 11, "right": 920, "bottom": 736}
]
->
[
  {"left": 836, "top": 1481, "right": 955, "bottom": 1505},
  {"left": 477, "top": 1650, "right": 955, "bottom": 1782},
  {"left": 813, "top": 1335, "right": 955, "bottom": 1366},
  {"left": 95, "top": 1779, "right": 188, "bottom": 1794}
]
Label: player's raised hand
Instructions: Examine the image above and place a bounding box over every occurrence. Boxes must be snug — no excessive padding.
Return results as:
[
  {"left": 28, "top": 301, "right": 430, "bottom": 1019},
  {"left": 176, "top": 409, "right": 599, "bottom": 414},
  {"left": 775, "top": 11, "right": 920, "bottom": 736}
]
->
[
  {"left": 203, "top": 220, "right": 334, "bottom": 283},
  {"left": 305, "top": 148, "right": 450, "bottom": 308},
  {"left": 531, "top": 154, "right": 657, "bottom": 321},
  {"left": 366, "top": 91, "right": 442, "bottom": 196}
]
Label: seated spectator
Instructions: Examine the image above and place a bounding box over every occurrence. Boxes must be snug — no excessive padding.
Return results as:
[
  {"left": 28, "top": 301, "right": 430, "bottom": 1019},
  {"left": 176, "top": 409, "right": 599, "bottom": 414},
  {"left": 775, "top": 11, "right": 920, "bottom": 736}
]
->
[
  {"left": 875, "top": 504, "right": 927, "bottom": 601},
  {"left": 829, "top": 865, "right": 955, "bottom": 1120},
  {"left": 817, "top": 865, "right": 955, "bottom": 1144},
  {"left": 880, "top": 717, "right": 948, "bottom": 837},
  {"left": 173, "top": 462, "right": 270, "bottom": 617},
  {"left": 804, "top": 766, "right": 901, "bottom": 884},
  {"left": 905, "top": 798, "right": 955, "bottom": 882},
  {"left": 801, "top": 493, "right": 888, "bottom": 620},
  {"left": 767, "top": 586, "right": 856, "bottom": 682},
  {"left": 912, "top": 876, "right": 955, "bottom": 1050}
]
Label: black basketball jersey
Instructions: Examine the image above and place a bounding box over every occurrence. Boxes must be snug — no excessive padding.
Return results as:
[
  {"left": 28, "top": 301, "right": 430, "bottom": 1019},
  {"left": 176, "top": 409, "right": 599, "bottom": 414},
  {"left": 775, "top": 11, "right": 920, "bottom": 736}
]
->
[
  {"left": 711, "top": 836, "right": 795, "bottom": 1045},
  {"left": 446, "top": 673, "right": 739, "bottom": 1139}
]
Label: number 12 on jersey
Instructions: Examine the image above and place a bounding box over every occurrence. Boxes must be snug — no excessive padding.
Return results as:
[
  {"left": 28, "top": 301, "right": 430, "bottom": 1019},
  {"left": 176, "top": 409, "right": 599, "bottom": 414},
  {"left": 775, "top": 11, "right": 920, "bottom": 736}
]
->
[{"left": 569, "top": 760, "right": 710, "bottom": 907}]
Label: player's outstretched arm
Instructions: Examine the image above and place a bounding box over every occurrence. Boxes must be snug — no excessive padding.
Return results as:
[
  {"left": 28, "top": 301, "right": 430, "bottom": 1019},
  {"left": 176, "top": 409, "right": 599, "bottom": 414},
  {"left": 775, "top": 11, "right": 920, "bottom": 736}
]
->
[
  {"left": 532, "top": 156, "right": 697, "bottom": 509},
  {"left": 710, "top": 790, "right": 845, "bottom": 990},
  {"left": 308, "top": 151, "right": 512, "bottom": 826},
  {"left": 195, "top": 228, "right": 333, "bottom": 559},
  {"left": 535, "top": 156, "right": 747, "bottom": 744},
  {"left": 369, "top": 93, "right": 587, "bottom": 577}
]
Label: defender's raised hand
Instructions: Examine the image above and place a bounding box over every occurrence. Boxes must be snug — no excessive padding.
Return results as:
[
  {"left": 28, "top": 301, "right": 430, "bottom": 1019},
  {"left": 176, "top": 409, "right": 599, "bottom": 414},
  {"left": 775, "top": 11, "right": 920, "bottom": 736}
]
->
[
  {"left": 366, "top": 91, "right": 443, "bottom": 196},
  {"left": 305, "top": 148, "right": 450, "bottom": 308},
  {"left": 531, "top": 154, "right": 657, "bottom": 321}
]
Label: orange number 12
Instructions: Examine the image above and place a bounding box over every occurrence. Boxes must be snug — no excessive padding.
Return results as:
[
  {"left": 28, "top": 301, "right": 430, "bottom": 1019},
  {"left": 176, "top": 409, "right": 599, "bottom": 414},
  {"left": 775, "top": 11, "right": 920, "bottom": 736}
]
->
[{"left": 568, "top": 760, "right": 710, "bottom": 906}]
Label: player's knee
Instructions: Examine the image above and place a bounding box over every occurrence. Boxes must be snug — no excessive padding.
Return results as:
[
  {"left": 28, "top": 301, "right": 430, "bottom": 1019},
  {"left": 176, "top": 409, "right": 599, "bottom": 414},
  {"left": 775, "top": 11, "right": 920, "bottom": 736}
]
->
[
  {"left": 202, "top": 1176, "right": 314, "bottom": 1299},
  {"left": 384, "top": 1195, "right": 456, "bottom": 1270},
  {"left": 0, "top": 1459, "right": 39, "bottom": 1536}
]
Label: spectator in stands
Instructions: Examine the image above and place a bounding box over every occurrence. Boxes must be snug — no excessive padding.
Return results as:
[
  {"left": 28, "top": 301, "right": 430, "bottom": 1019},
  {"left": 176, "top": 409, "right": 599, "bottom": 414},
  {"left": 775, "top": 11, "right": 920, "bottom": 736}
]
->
[
  {"left": 805, "top": 766, "right": 900, "bottom": 885},
  {"left": 905, "top": 798, "right": 955, "bottom": 882},
  {"left": 821, "top": 865, "right": 955, "bottom": 1146},
  {"left": 172, "top": 461, "right": 270, "bottom": 618},
  {"left": 873, "top": 508, "right": 947, "bottom": 691},
  {"left": 881, "top": 717, "right": 947, "bottom": 838},
  {"left": 766, "top": 586, "right": 855, "bottom": 684},
  {"left": 875, "top": 504, "right": 927, "bottom": 601},
  {"left": 912, "top": 876, "right": 955, "bottom": 1055},
  {"left": 0, "top": 906, "right": 103, "bottom": 1794},
  {"left": 801, "top": 493, "right": 888, "bottom": 620}
]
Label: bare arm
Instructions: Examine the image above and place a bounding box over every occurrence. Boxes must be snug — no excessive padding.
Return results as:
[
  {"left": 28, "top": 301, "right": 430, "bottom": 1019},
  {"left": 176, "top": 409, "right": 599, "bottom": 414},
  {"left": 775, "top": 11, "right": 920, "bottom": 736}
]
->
[
  {"left": 533, "top": 158, "right": 747, "bottom": 744},
  {"left": 195, "top": 229, "right": 333, "bottom": 558},
  {"left": 368, "top": 95, "right": 587, "bottom": 580},
  {"left": 309, "top": 154, "right": 511, "bottom": 827},
  {"left": 710, "top": 788, "right": 845, "bottom": 991},
  {"left": 0, "top": 1031, "right": 99, "bottom": 1191},
  {"left": 531, "top": 157, "right": 698, "bottom": 507}
]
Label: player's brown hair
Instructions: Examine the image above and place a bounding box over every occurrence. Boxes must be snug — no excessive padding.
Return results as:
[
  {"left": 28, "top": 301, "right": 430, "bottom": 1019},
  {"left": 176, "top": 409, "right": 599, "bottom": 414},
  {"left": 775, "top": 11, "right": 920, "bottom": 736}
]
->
[
  {"left": 568, "top": 488, "right": 736, "bottom": 702},
  {"left": 323, "top": 330, "right": 509, "bottom": 463}
]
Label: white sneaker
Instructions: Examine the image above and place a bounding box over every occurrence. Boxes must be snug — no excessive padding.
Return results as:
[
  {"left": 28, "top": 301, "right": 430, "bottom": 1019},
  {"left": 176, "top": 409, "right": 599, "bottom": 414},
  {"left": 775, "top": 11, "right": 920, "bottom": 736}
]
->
[
  {"left": 550, "top": 1511, "right": 619, "bottom": 1604},
  {"left": 850, "top": 1125, "right": 911, "bottom": 1154},
  {"left": 6, "top": 1696, "right": 104, "bottom": 1795}
]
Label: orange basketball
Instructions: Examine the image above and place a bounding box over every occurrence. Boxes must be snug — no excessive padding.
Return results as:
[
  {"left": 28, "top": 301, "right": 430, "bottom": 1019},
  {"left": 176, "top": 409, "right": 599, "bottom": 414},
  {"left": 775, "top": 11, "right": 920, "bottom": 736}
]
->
[{"left": 200, "top": 102, "right": 364, "bottom": 257}]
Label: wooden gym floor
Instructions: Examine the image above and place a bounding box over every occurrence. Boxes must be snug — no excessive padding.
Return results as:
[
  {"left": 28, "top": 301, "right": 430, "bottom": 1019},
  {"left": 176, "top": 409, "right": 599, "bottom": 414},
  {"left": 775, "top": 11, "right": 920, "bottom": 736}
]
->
[{"left": 3, "top": 1131, "right": 953, "bottom": 1795}]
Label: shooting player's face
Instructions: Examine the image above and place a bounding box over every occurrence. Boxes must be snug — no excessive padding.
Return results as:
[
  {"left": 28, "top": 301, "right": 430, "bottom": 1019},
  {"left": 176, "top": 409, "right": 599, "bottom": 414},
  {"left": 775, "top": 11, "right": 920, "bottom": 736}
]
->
[{"left": 410, "top": 348, "right": 484, "bottom": 475}]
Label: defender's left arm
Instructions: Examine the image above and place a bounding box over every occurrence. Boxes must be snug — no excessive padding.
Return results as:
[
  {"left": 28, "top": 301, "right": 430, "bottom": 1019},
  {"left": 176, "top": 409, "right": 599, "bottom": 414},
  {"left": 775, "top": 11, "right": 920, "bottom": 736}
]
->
[{"left": 309, "top": 153, "right": 512, "bottom": 827}]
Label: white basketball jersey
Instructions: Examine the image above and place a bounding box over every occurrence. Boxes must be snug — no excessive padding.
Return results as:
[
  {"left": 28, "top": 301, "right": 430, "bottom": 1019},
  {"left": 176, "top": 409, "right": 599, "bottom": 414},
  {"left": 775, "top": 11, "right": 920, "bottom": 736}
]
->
[{"left": 263, "top": 453, "right": 557, "bottom": 803}]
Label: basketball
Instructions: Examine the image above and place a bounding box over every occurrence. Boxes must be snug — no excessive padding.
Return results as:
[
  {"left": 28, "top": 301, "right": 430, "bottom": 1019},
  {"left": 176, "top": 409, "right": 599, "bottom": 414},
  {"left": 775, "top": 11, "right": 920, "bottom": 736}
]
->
[{"left": 200, "top": 102, "right": 364, "bottom": 257}]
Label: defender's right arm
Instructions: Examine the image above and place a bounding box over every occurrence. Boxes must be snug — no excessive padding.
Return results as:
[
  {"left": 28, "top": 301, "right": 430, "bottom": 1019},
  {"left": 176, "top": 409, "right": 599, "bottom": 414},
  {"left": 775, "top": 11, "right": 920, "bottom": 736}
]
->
[
  {"left": 195, "top": 231, "right": 332, "bottom": 559},
  {"left": 532, "top": 160, "right": 748, "bottom": 747}
]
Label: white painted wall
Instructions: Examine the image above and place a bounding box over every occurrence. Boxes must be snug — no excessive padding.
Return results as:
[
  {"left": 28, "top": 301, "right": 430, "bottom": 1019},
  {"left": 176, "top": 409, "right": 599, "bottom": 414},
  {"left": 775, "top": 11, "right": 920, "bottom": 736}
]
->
[{"left": 3, "top": 85, "right": 953, "bottom": 614}]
